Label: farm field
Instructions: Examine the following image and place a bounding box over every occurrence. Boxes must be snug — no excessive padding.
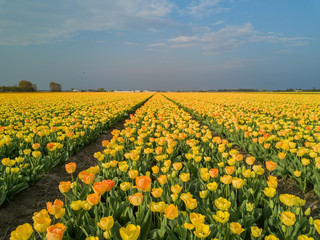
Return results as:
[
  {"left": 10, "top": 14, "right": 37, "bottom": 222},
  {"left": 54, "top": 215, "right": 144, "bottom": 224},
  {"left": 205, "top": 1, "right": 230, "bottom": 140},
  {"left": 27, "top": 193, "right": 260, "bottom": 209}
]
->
[
  {"left": 0, "top": 92, "right": 152, "bottom": 205},
  {"left": 2, "top": 92, "right": 320, "bottom": 240}
]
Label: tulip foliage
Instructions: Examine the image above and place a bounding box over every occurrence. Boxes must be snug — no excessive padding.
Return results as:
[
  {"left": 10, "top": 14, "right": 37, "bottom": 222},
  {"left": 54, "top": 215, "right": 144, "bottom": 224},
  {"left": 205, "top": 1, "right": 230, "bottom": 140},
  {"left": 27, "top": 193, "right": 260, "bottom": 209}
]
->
[
  {"left": 0, "top": 92, "right": 152, "bottom": 205},
  {"left": 11, "top": 94, "right": 320, "bottom": 240}
]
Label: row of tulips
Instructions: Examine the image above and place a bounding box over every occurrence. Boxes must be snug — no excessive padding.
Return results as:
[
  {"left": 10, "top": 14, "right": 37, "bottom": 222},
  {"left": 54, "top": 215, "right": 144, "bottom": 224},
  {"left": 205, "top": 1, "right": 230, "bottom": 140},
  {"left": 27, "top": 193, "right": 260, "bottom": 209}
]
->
[
  {"left": 10, "top": 94, "right": 320, "bottom": 239},
  {"left": 164, "top": 93, "right": 320, "bottom": 198},
  {"left": 0, "top": 92, "right": 152, "bottom": 205}
]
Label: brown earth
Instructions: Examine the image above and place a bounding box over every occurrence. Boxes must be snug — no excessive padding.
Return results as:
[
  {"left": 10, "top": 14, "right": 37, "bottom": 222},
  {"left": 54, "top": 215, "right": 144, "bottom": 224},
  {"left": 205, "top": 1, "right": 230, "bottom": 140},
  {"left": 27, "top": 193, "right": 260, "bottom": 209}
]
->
[{"left": 0, "top": 119, "right": 128, "bottom": 240}]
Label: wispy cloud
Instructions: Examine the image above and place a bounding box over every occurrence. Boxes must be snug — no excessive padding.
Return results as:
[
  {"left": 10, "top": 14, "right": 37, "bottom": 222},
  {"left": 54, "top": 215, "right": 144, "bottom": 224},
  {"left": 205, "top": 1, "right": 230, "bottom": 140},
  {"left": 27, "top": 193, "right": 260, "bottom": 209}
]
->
[
  {"left": 0, "top": 0, "right": 175, "bottom": 46},
  {"left": 150, "top": 23, "right": 311, "bottom": 55},
  {"left": 123, "top": 42, "right": 139, "bottom": 46},
  {"left": 274, "top": 49, "right": 295, "bottom": 55},
  {"left": 185, "top": 0, "right": 229, "bottom": 17},
  {"left": 214, "top": 20, "right": 225, "bottom": 25},
  {"left": 149, "top": 43, "right": 167, "bottom": 47}
]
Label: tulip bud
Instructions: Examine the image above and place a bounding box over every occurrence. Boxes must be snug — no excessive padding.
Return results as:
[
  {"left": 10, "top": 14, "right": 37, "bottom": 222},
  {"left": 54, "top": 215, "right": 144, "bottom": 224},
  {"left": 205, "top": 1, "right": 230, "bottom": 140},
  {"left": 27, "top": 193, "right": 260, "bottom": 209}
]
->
[
  {"left": 269, "top": 200, "right": 274, "bottom": 209},
  {"left": 246, "top": 203, "right": 254, "bottom": 212},
  {"left": 304, "top": 208, "right": 311, "bottom": 216},
  {"left": 295, "top": 207, "right": 300, "bottom": 216},
  {"left": 282, "top": 225, "right": 286, "bottom": 233},
  {"left": 200, "top": 190, "right": 208, "bottom": 199},
  {"left": 309, "top": 217, "right": 314, "bottom": 225}
]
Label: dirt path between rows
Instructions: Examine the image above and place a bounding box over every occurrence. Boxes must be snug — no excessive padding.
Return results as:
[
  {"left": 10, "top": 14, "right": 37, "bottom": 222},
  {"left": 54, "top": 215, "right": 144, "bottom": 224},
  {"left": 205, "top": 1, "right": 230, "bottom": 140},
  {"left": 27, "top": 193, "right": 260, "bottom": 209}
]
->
[{"left": 0, "top": 116, "right": 131, "bottom": 240}]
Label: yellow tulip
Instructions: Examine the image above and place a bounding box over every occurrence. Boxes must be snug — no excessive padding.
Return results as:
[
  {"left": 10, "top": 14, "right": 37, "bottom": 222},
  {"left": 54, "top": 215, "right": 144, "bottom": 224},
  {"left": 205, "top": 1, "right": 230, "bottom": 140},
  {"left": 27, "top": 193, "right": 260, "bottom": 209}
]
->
[
  {"left": 207, "top": 182, "right": 219, "bottom": 191},
  {"left": 214, "top": 197, "right": 231, "bottom": 211},
  {"left": 212, "top": 211, "right": 230, "bottom": 224},
  {"left": 189, "top": 212, "right": 205, "bottom": 226},
  {"left": 194, "top": 223, "right": 211, "bottom": 238},
  {"left": 232, "top": 177, "right": 244, "bottom": 189},
  {"left": 171, "top": 185, "right": 182, "bottom": 194},
  {"left": 279, "top": 194, "right": 298, "bottom": 207},
  {"left": 32, "top": 209, "right": 51, "bottom": 233},
  {"left": 70, "top": 200, "right": 82, "bottom": 211},
  {"left": 185, "top": 198, "right": 198, "bottom": 210},
  {"left": 314, "top": 219, "right": 320, "bottom": 234},
  {"left": 264, "top": 187, "right": 277, "bottom": 198},
  {"left": 281, "top": 211, "right": 296, "bottom": 226},
  {"left": 264, "top": 235, "right": 280, "bottom": 240},
  {"left": 251, "top": 226, "right": 262, "bottom": 238},
  {"left": 151, "top": 201, "right": 166, "bottom": 213},
  {"left": 119, "top": 224, "right": 140, "bottom": 240},
  {"left": 180, "top": 173, "right": 190, "bottom": 182},
  {"left": 98, "top": 216, "right": 114, "bottom": 231},
  {"left": 10, "top": 223, "right": 33, "bottom": 240},
  {"left": 297, "top": 235, "right": 314, "bottom": 240},
  {"left": 184, "top": 223, "right": 195, "bottom": 230},
  {"left": 220, "top": 175, "right": 232, "bottom": 185},
  {"left": 230, "top": 222, "right": 244, "bottom": 235},
  {"left": 120, "top": 182, "right": 131, "bottom": 191}
]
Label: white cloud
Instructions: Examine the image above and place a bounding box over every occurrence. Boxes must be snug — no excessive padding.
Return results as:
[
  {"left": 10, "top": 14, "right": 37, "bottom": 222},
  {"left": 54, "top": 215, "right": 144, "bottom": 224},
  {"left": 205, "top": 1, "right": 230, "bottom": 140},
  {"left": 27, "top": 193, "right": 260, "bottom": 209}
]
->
[
  {"left": 123, "top": 42, "right": 139, "bottom": 46},
  {"left": 151, "top": 23, "right": 310, "bottom": 55},
  {"left": 214, "top": 20, "right": 225, "bottom": 25},
  {"left": 167, "top": 36, "right": 200, "bottom": 43},
  {"left": 0, "top": 0, "right": 174, "bottom": 45},
  {"left": 150, "top": 43, "right": 166, "bottom": 47},
  {"left": 186, "top": 0, "right": 229, "bottom": 17}
]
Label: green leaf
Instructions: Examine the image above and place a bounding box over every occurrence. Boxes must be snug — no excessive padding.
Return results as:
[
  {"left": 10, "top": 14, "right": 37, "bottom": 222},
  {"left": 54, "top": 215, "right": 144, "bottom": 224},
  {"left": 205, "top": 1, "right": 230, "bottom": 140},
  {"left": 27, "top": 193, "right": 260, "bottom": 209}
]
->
[
  {"left": 164, "top": 226, "right": 179, "bottom": 240},
  {"left": 139, "top": 210, "right": 152, "bottom": 240}
]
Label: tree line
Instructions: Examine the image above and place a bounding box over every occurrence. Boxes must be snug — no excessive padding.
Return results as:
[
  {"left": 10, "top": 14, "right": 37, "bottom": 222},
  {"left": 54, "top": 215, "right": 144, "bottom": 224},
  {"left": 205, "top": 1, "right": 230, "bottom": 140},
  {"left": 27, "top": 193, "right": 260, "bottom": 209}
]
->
[{"left": 0, "top": 80, "right": 61, "bottom": 92}]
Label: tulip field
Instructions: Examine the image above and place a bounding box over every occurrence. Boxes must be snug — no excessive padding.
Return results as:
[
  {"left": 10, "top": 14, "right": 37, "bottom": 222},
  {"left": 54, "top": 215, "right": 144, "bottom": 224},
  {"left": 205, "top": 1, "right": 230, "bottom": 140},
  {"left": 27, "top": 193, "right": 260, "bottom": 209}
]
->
[
  {"left": 0, "top": 92, "right": 151, "bottom": 205},
  {"left": 3, "top": 92, "right": 320, "bottom": 239}
]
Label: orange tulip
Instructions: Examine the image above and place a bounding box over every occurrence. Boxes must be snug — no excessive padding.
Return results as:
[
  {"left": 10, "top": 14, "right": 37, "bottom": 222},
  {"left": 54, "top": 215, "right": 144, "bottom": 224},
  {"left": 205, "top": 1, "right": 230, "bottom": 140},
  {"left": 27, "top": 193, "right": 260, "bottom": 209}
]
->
[
  {"left": 46, "top": 223, "right": 66, "bottom": 240},
  {"left": 59, "top": 181, "right": 71, "bottom": 193},
  {"left": 47, "top": 199, "right": 65, "bottom": 219},
  {"left": 266, "top": 161, "right": 277, "bottom": 171},
  {"left": 129, "top": 192, "right": 143, "bottom": 206},
  {"left": 209, "top": 168, "right": 219, "bottom": 178},
  {"left": 83, "top": 173, "right": 95, "bottom": 185},
  {"left": 87, "top": 193, "right": 101, "bottom": 206},
  {"left": 164, "top": 204, "right": 179, "bottom": 220},
  {"left": 102, "top": 179, "right": 115, "bottom": 192},
  {"left": 225, "top": 166, "right": 235, "bottom": 175},
  {"left": 135, "top": 176, "right": 152, "bottom": 191},
  {"left": 65, "top": 162, "right": 76, "bottom": 174},
  {"left": 93, "top": 182, "right": 108, "bottom": 195}
]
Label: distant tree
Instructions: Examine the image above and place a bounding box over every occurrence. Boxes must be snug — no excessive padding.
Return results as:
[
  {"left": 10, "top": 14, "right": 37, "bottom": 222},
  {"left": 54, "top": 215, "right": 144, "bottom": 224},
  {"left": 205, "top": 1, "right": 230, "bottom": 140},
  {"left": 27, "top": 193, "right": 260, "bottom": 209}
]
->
[
  {"left": 97, "top": 88, "right": 105, "bottom": 92},
  {"left": 261, "top": 88, "right": 268, "bottom": 92},
  {"left": 0, "top": 85, "right": 20, "bottom": 92},
  {"left": 19, "top": 80, "right": 35, "bottom": 91},
  {"left": 32, "top": 84, "right": 37, "bottom": 91},
  {"left": 50, "top": 82, "right": 62, "bottom": 92}
]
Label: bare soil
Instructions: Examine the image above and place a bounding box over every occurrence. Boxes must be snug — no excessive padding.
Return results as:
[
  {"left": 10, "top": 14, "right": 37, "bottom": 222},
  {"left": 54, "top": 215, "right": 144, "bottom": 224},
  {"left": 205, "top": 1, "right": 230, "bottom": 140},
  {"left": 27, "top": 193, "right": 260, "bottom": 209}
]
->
[{"left": 0, "top": 119, "right": 128, "bottom": 240}]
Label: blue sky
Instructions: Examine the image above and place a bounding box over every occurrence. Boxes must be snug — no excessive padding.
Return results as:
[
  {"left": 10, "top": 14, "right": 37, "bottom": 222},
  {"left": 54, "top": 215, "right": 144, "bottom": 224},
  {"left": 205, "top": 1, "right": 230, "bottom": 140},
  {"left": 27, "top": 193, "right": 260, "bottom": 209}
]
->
[{"left": 0, "top": 0, "right": 319, "bottom": 90}]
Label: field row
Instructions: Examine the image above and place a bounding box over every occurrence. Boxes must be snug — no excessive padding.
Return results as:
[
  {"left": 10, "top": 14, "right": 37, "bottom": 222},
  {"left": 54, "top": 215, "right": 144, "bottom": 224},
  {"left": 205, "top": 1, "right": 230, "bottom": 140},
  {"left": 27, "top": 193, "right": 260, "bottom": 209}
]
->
[
  {"left": 164, "top": 93, "right": 320, "bottom": 198},
  {"left": 10, "top": 94, "right": 320, "bottom": 240},
  {"left": 0, "top": 92, "right": 152, "bottom": 205}
]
